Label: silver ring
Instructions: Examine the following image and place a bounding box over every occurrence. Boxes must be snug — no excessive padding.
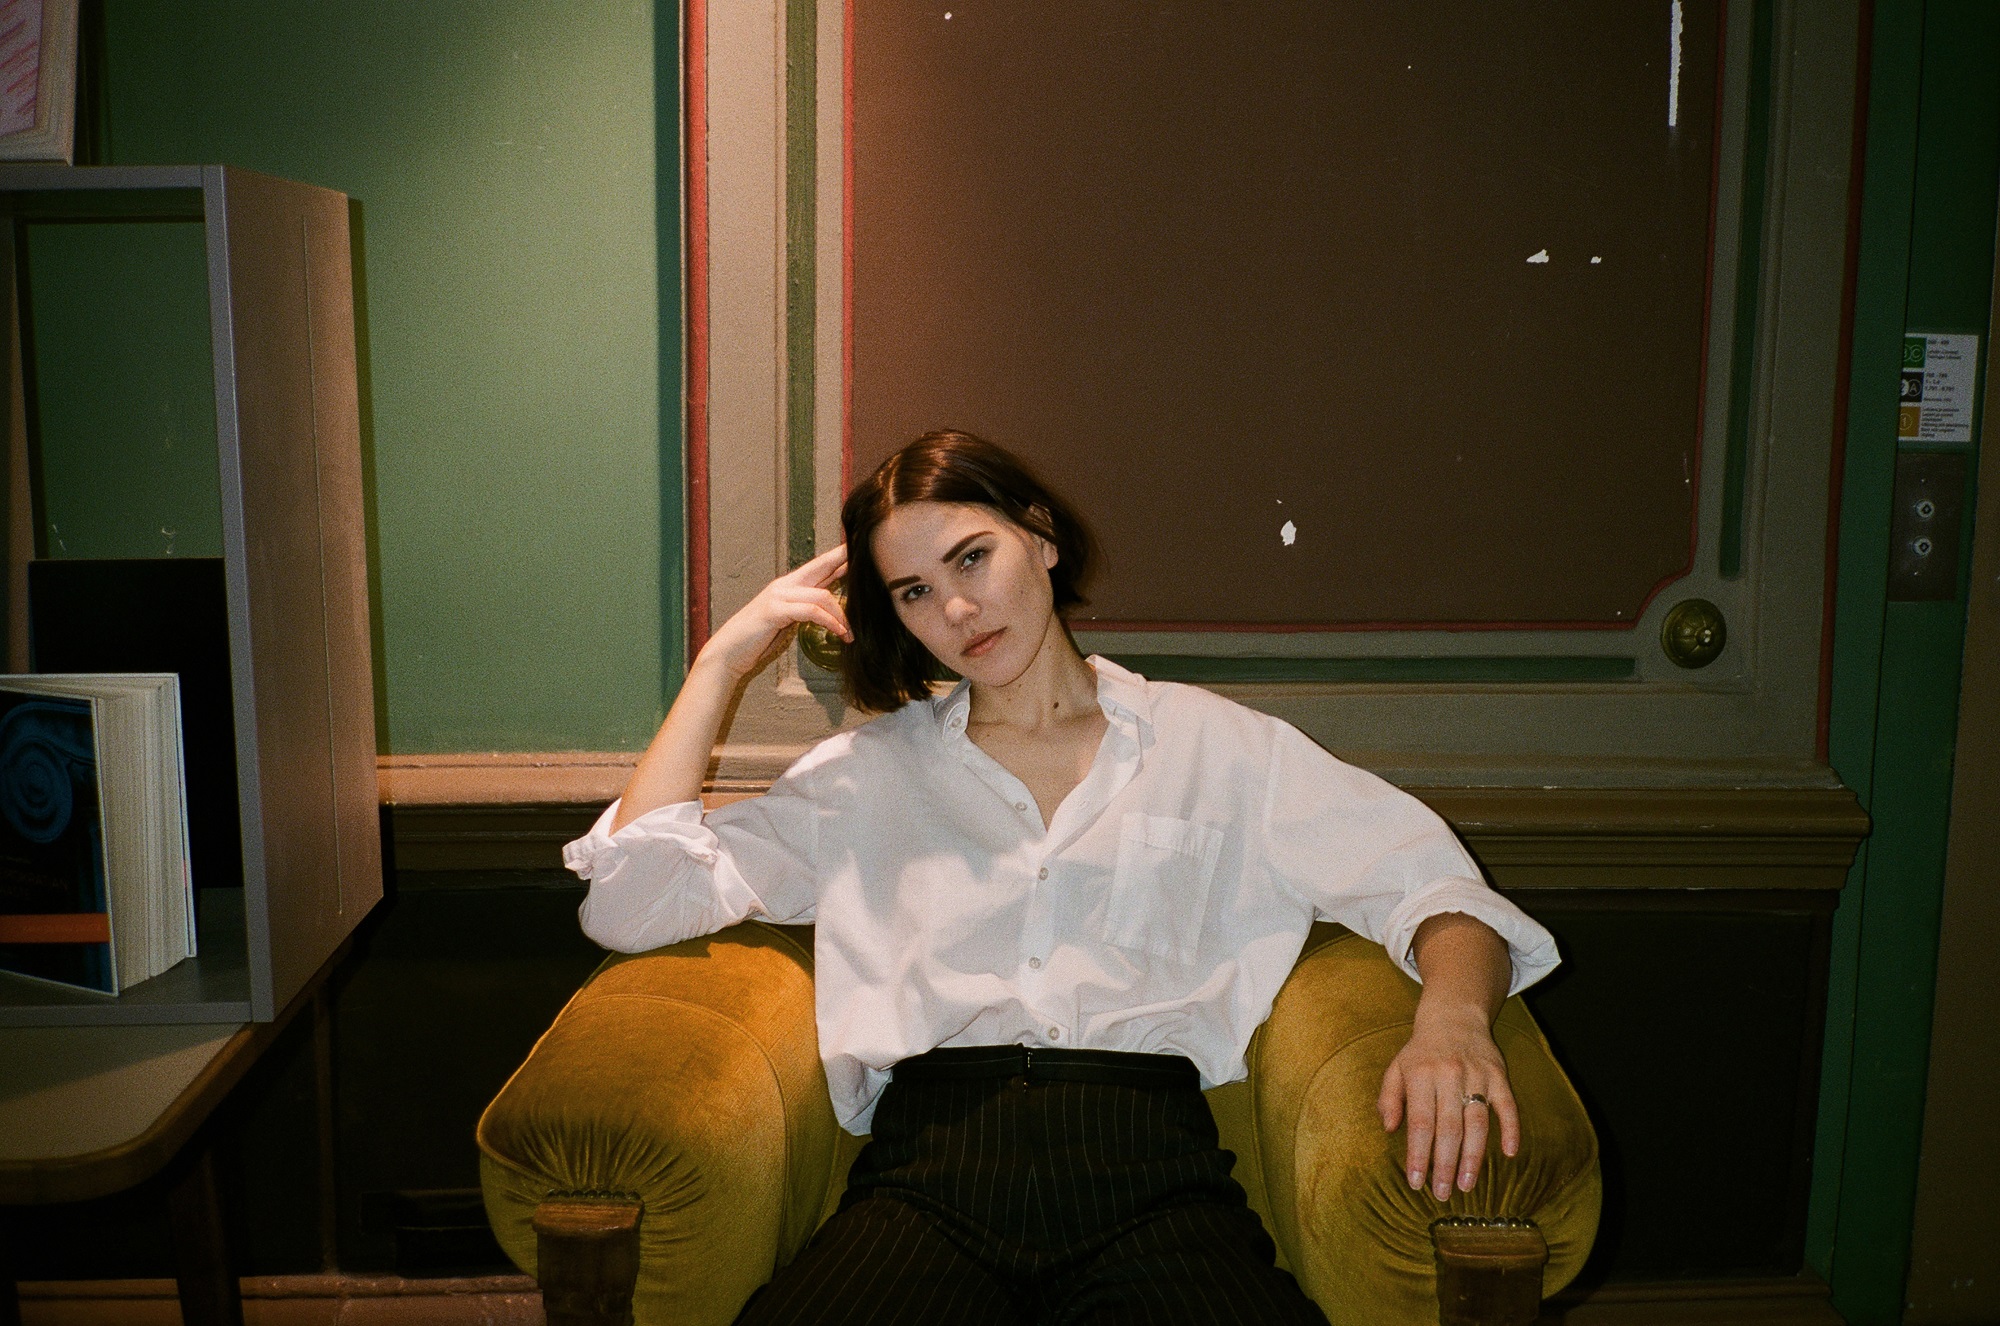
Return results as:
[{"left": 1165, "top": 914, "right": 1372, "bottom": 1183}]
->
[{"left": 1462, "top": 1092, "right": 1488, "bottom": 1109}]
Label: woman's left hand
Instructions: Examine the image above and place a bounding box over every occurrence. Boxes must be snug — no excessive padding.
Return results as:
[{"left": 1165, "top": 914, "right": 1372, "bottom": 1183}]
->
[{"left": 1376, "top": 912, "right": 1521, "bottom": 1201}]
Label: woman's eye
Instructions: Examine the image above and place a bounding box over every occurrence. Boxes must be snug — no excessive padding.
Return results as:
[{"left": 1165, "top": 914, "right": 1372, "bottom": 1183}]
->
[
  {"left": 960, "top": 547, "right": 986, "bottom": 569},
  {"left": 899, "top": 584, "right": 929, "bottom": 603}
]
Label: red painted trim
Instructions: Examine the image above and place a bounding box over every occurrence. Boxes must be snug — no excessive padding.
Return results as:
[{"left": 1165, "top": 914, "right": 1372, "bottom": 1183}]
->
[
  {"left": 841, "top": 0, "right": 856, "bottom": 497},
  {"left": 0, "top": 913, "right": 111, "bottom": 944},
  {"left": 1819, "top": 0, "right": 1877, "bottom": 762},
  {"left": 685, "top": 0, "right": 711, "bottom": 657}
]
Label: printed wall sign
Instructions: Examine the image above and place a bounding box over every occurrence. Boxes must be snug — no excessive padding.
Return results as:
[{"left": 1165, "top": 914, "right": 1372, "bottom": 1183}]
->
[{"left": 1899, "top": 333, "right": 1980, "bottom": 444}]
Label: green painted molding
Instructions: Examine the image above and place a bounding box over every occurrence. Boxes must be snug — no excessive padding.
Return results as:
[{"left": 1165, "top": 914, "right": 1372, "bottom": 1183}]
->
[
  {"left": 1810, "top": 0, "right": 1923, "bottom": 1282},
  {"left": 1814, "top": 2, "right": 2000, "bottom": 1321},
  {"left": 1103, "top": 654, "right": 1635, "bottom": 685},
  {"left": 785, "top": 0, "right": 818, "bottom": 571},
  {"left": 1720, "top": 0, "right": 1778, "bottom": 578},
  {"left": 658, "top": 0, "right": 689, "bottom": 695}
]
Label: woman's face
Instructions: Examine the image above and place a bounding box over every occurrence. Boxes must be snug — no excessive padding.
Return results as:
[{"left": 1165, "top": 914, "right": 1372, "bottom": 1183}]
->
[{"left": 872, "top": 500, "right": 1060, "bottom": 688}]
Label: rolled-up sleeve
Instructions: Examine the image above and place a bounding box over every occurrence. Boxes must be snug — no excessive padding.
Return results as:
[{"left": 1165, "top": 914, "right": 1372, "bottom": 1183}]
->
[
  {"left": 1261, "top": 721, "right": 1558, "bottom": 996},
  {"left": 566, "top": 771, "right": 821, "bottom": 954}
]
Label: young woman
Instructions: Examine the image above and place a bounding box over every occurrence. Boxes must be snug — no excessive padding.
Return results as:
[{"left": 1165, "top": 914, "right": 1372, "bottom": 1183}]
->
[{"left": 565, "top": 432, "right": 1559, "bottom": 1325}]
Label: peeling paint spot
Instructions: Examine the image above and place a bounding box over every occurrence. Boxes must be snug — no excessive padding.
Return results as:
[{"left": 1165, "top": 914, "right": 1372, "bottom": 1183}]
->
[
  {"left": 1527, "top": 249, "right": 1550, "bottom": 264},
  {"left": 1280, "top": 520, "right": 1297, "bottom": 547},
  {"left": 1668, "top": 1, "right": 1684, "bottom": 127}
]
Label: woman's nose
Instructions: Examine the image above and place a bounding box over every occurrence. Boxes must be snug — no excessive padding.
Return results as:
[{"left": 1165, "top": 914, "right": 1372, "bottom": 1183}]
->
[{"left": 943, "top": 594, "right": 977, "bottom": 625}]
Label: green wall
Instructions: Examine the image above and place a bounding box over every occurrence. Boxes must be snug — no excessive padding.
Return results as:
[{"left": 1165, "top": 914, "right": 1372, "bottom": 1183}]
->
[
  {"left": 26, "top": 220, "right": 222, "bottom": 560},
  {"left": 1814, "top": 2, "right": 1999, "bottom": 1321},
  {"left": 68, "top": 0, "right": 683, "bottom": 752}
]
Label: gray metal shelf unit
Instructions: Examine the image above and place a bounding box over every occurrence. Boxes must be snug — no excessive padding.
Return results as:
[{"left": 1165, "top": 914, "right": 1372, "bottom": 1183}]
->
[{"left": 0, "top": 164, "right": 381, "bottom": 1026}]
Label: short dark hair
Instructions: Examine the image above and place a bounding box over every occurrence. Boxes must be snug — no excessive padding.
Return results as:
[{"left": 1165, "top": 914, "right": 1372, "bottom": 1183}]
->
[{"left": 839, "top": 431, "right": 1094, "bottom": 713}]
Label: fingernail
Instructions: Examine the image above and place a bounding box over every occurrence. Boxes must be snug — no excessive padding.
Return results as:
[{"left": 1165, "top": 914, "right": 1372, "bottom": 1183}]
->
[
  {"left": 1409, "top": 1169, "right": 1423, "bottom": 1189},
  {"left": 1434, "top": 1181, "right": 1451, "bottom": 1200},
  {"left": 1459, "top": 1172, "right": 1475, "bottom": 1191}
]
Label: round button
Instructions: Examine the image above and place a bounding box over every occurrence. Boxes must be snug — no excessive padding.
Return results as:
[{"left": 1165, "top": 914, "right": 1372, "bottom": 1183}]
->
[
  {"left": 1047, "top": 1027, "right": 1061, "bottom": 1040},
  {"left": 1037, "top": 867, "right": 1049, "bottom": 880},
  {"left": 1014, "top": 802, "right": 1026, "bottom": 812},
  {"left": 1028, "top": 957, "right": 1042, "bottom": 969}
]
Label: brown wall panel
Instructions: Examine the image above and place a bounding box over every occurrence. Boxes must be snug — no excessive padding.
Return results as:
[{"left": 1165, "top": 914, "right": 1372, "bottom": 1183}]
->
[{"left": 851, "top": 1, "right": 1720, "bottom": 627}]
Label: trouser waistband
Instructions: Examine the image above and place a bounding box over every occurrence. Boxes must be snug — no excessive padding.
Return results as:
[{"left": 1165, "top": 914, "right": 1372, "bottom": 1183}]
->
[{"left": 890, "top": 1044, "right": 1200, "bottom": 1089}]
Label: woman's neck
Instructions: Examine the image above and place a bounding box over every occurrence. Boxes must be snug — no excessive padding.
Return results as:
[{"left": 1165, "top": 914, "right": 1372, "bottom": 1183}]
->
[{"left": 967, "top": 617, "right": 1099, "bottom": 734}]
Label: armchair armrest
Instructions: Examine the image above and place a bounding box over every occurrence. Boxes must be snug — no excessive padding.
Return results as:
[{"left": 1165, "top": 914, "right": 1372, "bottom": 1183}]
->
[
  {"left": 478, "top": 922, "right": 842, "bottom": 1326},
  {"left": 1246, "top": 927, "right": 1600, "bottom": 1325}
]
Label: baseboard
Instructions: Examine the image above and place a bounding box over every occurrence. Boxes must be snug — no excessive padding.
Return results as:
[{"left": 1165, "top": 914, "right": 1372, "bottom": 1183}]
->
[
  {"left": 16, "top": 1271, "right": 1841, "bottom": 1326},
  {"left": 1539, "top": 1275, "right": 1844, "bottom": 1325},
  {"left": 16, "top": 1273, "right": 541, "bottom": 1325}
]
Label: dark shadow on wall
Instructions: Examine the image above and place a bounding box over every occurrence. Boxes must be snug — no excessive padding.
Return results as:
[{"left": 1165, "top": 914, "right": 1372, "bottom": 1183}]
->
[{"left": 347, "top": 197, "right": 389, "bottom": 754}]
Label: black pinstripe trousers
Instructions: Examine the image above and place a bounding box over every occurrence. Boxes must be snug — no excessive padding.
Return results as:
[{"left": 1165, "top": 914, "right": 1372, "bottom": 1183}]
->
[{"left": 734, "top": 1053, "right": 1329, "bottom": 1325}]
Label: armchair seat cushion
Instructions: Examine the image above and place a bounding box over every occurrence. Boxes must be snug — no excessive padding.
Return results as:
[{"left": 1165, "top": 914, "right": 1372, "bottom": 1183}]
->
[{"left": 480, "top": 921, "right": 1598, "bottom": 1326}]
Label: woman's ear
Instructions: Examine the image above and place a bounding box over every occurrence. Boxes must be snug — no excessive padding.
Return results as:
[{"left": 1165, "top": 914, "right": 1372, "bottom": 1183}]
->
[{"left": 1027, "top": 506, "right": 1058, "bottom": 569}]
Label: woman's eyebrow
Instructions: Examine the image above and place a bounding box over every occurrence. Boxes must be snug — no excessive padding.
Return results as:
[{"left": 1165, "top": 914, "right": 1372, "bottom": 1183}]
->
[{"left": 939, "top": 532, "right": 991, "bottom": 564}]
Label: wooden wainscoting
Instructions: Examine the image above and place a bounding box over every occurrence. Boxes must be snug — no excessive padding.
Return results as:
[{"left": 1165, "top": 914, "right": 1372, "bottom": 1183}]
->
[
  {"left": 15, "top": 1273, "right": 542, "bottom": 1324},
  {"left": 379, "top": 754, "right": 1865, "bottom": 890}
]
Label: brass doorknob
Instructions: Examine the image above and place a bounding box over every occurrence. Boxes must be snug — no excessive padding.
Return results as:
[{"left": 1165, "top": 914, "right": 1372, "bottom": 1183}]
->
[
  {"left": 1660, "top": 598, "right": 1727, "bottom": 669},
  {"left": 797, "top": 582, "right": 847, "bottom": 672}
]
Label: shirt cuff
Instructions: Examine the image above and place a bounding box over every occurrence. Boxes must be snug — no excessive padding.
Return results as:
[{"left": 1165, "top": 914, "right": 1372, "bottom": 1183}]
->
[
  {"left": 561, "top": 798, "right": 710, "bottom": 879},
  {"left": 1380, "top": 877, "right": 1561, "bottom": 997}
]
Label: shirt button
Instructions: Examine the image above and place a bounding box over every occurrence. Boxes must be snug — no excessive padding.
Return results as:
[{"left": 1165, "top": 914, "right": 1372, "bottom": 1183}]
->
[
  {"left": 1037, "top": 867, "right": 1048, "bottom": 880},
  {"left": 1048, "top": 1027, "right": 1062, "bottom": 1040},
  {"left": 1015, "top": 802, "right": 1026, "bottom": 812},
  {"left": 1028, "top": 957, "right": 1042, "bottom": 969}
]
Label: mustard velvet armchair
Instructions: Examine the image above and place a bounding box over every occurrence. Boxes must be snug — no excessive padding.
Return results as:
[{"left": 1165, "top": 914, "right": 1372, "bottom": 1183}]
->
[{"left": 479, "top": 921, "right": 1600, "bottom": 1326}]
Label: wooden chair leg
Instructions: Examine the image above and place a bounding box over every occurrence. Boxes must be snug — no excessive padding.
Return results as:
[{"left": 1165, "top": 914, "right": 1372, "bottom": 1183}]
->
[
  {"left": 534, "top": 1195, "right": 643, "bottom": 1326},
  {"left": 1432, "top": 1217, "right": 1548, "bottom": 1326},
  {"left": 0, "top": 1212, "right": 20, "bottom": 1326},
  {"left": 167, "top": 1144, "right": 245, "bottom": 1326}
]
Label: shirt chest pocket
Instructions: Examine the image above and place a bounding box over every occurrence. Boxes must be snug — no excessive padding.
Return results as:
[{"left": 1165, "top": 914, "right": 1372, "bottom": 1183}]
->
[{"left": 1103, "top": 813, "right": 1224, "bottom": 960}]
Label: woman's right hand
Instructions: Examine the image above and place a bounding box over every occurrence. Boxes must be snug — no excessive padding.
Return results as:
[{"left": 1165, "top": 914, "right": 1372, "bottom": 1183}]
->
[
  {"left": 611, "top": 544, "right": 852, "bottom": 830},
  {"left": 696, "top": 544, "right": 852, "bottom": 681}
]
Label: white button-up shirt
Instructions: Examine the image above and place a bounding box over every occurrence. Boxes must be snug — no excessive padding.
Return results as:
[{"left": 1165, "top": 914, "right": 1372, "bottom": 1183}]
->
[{"left": 565, "top": 656, "right": 1558, "bottom": 1133}]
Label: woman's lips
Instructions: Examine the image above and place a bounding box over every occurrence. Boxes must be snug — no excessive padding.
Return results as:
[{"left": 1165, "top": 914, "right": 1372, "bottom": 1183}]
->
[{"left": 962, "top": 628, "right": 1004, "bottom": 659}]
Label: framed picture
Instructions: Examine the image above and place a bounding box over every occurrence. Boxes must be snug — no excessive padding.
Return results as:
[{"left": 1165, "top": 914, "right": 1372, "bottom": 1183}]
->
[{"left": 0, "top": 0, "right": 78, "bottom": 163}]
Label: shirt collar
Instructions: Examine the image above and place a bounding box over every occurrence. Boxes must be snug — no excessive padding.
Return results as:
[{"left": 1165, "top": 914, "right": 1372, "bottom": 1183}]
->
[
  {"left": 1086, "top": 655, "right": 1153, "bottom": 737},
  {"left": 930, "top": 655, "right": 1153, "bottom": 741}
]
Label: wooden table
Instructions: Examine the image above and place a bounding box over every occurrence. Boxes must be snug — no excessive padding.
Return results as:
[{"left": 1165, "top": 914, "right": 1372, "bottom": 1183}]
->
[{"left": 0, "top": 952, "right": 337, "bottom": 1326}]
